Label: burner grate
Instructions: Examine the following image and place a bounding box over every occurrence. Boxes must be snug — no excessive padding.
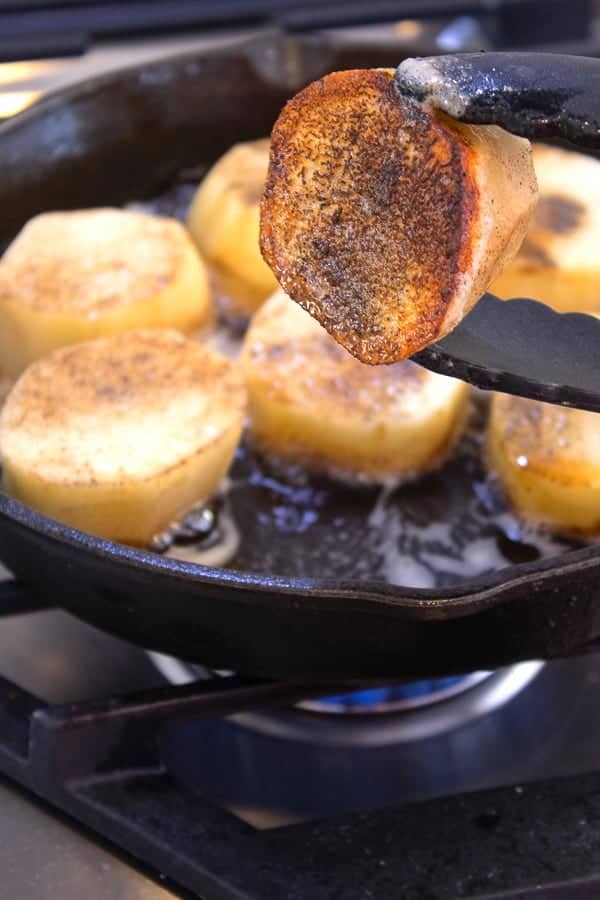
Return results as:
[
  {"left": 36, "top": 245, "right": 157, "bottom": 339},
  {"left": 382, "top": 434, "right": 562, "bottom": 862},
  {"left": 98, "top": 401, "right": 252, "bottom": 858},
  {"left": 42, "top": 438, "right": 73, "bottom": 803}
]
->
[{"left": 1, "top": 581, "right": 600, "bottom": 899}]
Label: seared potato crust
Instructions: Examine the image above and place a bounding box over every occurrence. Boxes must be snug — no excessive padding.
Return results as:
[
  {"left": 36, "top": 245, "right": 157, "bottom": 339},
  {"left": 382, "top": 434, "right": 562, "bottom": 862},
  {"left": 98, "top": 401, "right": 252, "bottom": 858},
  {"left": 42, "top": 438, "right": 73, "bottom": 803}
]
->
[
  {"left": 0, "top": 208, "right": 212, "bottom": 376},
  {"left": 261, "top": 68, "right": 537, "bottom": 364},
  {"left": 491, "top": 144, "right": 600, "bottom": 313},
  {"left": 488, "top": 392, "right": 600, "bottom": 536},
  {"left": 0, "top": 330, "right": 246, "bottom": 545},
  {"left": 242, "top": 289, "right": 469, "bottom": 481},
  {"left": 187, "top": 139, "right": 278, "bottom": 317}
]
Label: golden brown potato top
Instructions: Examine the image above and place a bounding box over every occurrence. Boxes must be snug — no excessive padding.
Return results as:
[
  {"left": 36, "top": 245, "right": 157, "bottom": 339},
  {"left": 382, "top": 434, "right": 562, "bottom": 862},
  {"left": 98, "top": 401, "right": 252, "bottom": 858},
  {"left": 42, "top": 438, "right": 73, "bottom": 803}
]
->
[
  {"left": 260, "top": 68, "right": 478, "bottom": 363},
  {"left": 490, "top": 392, "right": 600, "bottom": 487},
  {"left": 243, "top": 290, "right": 459, "bottom": 425},
  {"left": 215, "top": 138, "right": 271, "bottom": 206},
  {"left": 0, "top": 209, "right": 195, "bottom": 315},
  {"left": 261, "top": 68, "right": 537, "bottom": 364},
  {"left": 514, "top": 144, "right": 598, "bottom": 273},
  {"left": 0, "top": 330, "right": 246, "bottom": 484}
]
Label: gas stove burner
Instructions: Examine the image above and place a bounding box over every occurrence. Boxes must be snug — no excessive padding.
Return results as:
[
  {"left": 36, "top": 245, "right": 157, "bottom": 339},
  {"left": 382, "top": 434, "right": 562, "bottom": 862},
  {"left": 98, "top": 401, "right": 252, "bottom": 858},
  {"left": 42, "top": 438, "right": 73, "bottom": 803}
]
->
[
  {"left": 149, "top": 654, "right": 544, "bottom": 747},
  {"left": 151, "top": 653, "right": 549, "bottom": 825},
  {"left": 296, "top": 671, "right": 491, "bottom": 715}
]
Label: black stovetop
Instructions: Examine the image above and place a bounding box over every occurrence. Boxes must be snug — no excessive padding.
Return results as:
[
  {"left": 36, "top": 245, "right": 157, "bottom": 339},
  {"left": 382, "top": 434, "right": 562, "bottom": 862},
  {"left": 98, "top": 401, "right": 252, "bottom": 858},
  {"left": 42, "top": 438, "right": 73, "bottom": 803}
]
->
[
  {"left": 0, "top": 0, "right": 595, "bottom": 63},
  {"left": 2, "top": 579, "right": 600, "bottom": 899}
]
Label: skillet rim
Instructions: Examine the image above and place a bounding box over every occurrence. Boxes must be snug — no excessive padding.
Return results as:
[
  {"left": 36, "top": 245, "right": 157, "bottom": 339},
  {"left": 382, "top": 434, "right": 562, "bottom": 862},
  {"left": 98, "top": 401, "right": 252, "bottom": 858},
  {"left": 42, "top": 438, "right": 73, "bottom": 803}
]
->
[
  {"left": 0, "top": 34, "right": 598, "bottom": 619},
  {"left": 2, "top": 472, "right": 600, "bottom": 621}
]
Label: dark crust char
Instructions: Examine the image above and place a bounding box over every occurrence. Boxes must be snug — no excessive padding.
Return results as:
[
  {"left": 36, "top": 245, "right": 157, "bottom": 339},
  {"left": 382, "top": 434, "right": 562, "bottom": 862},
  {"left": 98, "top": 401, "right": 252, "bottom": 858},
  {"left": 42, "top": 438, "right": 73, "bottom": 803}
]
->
[
  {"left": 260, "top": 69, "right": 476, "bottom": 364},
  {"left": 515, "top": 195, "right": 585, "bottom": 270},
  {"left": 535, "top": 194, "right": 584, "bottom": 235}
]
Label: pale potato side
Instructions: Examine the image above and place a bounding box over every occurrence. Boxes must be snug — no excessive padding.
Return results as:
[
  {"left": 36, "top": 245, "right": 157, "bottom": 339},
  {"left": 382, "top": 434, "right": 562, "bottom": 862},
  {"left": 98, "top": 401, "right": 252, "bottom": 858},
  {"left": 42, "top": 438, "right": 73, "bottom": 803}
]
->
[
  {"left": 491, "top": 144, "right": 600, "bottom": 313},
  {"left": 187, "top": 139, "right": 278, "bottom": 318},
  {"left": 0, "top": 330, "right": 246, "bottom": 545},
  {"left": 242, "top": 289, "right": 469, "bottom": 482},
  {"left": 488, "top": 393, "right": 600, "bottom": 535},
  {"left": 0, "top": 208, "right": 213, "bottom": 376}
]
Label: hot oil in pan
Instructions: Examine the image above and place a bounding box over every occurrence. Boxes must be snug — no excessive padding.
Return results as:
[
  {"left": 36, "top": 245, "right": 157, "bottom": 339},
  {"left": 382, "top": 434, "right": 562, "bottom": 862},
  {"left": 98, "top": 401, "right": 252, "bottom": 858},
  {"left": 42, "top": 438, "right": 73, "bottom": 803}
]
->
[
  {"left": 194, "top": 418, "right": 578, "bottom": 589},
  {"left": 156, "top": 420, "right": 579, "bottom": 589},
  {"left": 136, "top": 182, "right": 581, "bottom": 589}
]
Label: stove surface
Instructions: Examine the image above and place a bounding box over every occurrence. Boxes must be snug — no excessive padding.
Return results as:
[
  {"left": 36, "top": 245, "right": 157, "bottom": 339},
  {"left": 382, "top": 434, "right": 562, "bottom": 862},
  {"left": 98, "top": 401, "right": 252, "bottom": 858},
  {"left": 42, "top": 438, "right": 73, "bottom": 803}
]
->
[
  {"left": 0, "top": 569, "right": 178, "bottom": 900},
  {"left": 2, "top": 571, "right": 600, "bottom": 900},
  {"left": 0, "top": 779, "right": 175, "bottom": 900},
  {"left": 1, "top": 20, "right": 600, "bottom": 900}
]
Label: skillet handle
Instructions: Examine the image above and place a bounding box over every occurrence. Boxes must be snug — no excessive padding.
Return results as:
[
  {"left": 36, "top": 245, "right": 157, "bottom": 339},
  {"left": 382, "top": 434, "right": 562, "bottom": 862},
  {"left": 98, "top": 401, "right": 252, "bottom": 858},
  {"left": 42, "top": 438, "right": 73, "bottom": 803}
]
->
[{"left": 0, "top": 580, "right": 54, "bottom": 617}]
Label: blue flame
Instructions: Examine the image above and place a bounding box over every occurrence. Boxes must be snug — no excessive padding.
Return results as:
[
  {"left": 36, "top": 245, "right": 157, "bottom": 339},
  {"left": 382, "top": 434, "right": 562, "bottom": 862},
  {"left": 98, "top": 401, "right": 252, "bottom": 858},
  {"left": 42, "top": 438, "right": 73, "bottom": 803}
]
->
[{"left": 320, "top": 676, "right": 471, "bottom": 709}]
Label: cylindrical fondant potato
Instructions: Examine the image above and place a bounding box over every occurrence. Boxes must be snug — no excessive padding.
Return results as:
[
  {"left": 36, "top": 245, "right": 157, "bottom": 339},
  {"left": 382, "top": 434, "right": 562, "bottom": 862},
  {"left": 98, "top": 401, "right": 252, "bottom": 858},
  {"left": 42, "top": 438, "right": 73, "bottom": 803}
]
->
[
  {"left": 242, "top": 290, "right": 469, "bottom": 482},
  {"left": 0, "top": 330, "right": 246, "bottom": 545},
  {"left": 0, "top": 208, "right": 212, "bottom": 376}
]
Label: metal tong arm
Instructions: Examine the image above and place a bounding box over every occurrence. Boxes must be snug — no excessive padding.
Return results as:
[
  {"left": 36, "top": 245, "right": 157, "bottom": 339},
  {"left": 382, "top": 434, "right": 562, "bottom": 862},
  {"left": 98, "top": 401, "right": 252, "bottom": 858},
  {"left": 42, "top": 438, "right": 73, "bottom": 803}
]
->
[
  {"left": 413, "top": 294, "right": 600, "bottom": 413},
  {"left": 392, "top": 52, "right": 600, "bottom": 409},
  {"left": 394, "top": 52, "right": 600, "bottom": 150}
]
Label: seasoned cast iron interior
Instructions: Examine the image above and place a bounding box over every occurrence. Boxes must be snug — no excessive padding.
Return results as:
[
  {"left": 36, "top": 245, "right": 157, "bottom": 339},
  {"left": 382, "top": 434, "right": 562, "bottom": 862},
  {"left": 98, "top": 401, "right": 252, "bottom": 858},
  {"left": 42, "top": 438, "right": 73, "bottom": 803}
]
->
[{"left": 138, "top": 181, "right": 581, "bottom": 590}]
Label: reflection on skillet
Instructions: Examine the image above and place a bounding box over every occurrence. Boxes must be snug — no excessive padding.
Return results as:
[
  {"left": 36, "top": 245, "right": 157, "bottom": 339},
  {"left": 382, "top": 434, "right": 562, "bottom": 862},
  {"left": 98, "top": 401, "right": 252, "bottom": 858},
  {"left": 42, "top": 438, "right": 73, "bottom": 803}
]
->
[{"left": 127, "top": 181, "right": 580, "bottom": 588}]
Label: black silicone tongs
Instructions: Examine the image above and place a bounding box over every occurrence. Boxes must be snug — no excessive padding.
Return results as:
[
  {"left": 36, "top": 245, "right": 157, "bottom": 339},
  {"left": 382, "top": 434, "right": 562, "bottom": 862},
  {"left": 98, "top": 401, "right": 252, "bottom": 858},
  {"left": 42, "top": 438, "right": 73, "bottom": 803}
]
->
[{"left": 393, "top": 52, "right": 600, "bottom": 411}]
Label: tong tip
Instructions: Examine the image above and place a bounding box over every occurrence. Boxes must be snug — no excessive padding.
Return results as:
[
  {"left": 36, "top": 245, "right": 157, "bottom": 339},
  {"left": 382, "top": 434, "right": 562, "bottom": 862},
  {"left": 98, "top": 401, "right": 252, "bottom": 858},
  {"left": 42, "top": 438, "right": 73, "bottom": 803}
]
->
[
  {"left": 395, "top": 52, "right": 600, "bottom": 149},
  {"left": 394, "top": 56, "right": 474, "bottom": 119}
]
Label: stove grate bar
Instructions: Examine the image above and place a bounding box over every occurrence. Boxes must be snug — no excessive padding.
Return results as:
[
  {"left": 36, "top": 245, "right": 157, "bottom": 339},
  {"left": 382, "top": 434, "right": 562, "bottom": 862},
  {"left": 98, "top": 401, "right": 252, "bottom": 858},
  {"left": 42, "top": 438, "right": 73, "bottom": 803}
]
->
[
  {"left": 0, "top": 579, "right": 56, "bottom": 617},
  {"left": 0, "top": 600, "right": 600, "bottom": 897}
]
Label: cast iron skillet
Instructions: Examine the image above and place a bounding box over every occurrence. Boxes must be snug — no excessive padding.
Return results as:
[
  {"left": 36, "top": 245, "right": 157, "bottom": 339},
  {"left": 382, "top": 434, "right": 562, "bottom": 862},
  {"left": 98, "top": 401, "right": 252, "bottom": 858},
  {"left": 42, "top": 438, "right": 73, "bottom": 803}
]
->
[{"left": 0, "top": 31, "right": 599, "bottom": 680}]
